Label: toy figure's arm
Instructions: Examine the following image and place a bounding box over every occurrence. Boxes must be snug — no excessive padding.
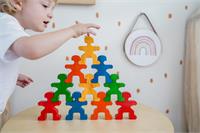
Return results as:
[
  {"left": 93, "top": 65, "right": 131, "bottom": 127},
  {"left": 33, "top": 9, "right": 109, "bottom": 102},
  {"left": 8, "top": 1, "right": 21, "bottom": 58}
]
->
[
  {"left": 91, "top": 101, "right": 97, "bottom": 106},
  {"left": 51, "top": 83, "right": 58, "bottom": 88},
  {"left": 106, "top": 101, "right": 113, "bottom": 106},
  {"left": 81, "top": 64, "right": 87, "bottom": 69},
  {"left": 53, "top": 101, "right": 61, "bottom": 106},
  {"left": 79, "top": 46, "right": 86, "bottom": 51},
  {"left": 91, "top": 64, "right": 98, "bottom": 69},
  {"left": 104, "top": 83, "right": 110, "bottom": 87},
  {"left": 79, "top": 83, "right": 87, "bottom": 88},
  {"left": 68, "top": 83, "right": 74, "bottom": 87},
  {"left": 94, "top": 46, "right": 100, "bottom": 51},
  {"left": 81, "top": 101, "right": 87, "bottom": 105},
  {"left": 115, "top": 101, "right": 123, "bottom": 106},
  {"left": 119, "top": 83, "right": 125, "bottom": 87},
  {"left": 93, "top": 83, "right": 100, "bottom": 88},
  {"left": 65, "top": 64, "right": 72, "bottom": 69},
  {"left": 66, "top": 102, "right": 73, "bottom": 106},
  {"left": 130, "top": 100, "right": 137, "bottom": 105},
  {"left": 38, "top": 101, "right": 45, "bottom": 106},
  {"left": 108, "top": 65, "right": 113, "bottom": 69}
]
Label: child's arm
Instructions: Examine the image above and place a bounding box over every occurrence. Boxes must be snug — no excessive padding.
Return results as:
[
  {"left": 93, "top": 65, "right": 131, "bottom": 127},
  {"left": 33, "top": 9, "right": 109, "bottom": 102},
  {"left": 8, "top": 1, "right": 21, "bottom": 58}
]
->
[{"left": 10, "top": 23, "right": 100, "bottom": 60}]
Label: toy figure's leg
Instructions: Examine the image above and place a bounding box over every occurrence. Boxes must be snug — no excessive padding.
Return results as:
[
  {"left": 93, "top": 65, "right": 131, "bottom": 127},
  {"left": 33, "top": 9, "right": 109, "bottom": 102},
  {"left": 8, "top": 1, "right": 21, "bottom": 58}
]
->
[
  {"left": 91, "top": 73, "right": 99, "bottom": 83},
  {"left": 104, "top": 110, "right": 112, "bottom": 120},
  {"left": 80, "top": 54, "right": 86, "bottom": 64},
  {"left": 79, "top": 73, "right": 87, "bottom": 83},
  {"left": 79, "top": 91, "right": 87, "bottom": 101},
  {"left": 65, "top": 92, "right": 73, "bottom": 102},
  {"left": 79, "top": 108, "right": 87, "bottom": 120},
  {"left": 90, "top": 109, "right": 98, "bottom": 120},
  {"left": 66, "top": 109, "right": 74, "bottom": 120},
  {"left": 52, "top": 109, "right": 61, "bottom": 120},
  {"left": 104, "top": 91, "right": 112, "bottom": 102},
  {"left": 38, "top": 110, "right": 47, "bottom": 121},
  {"left": 92, "top": 54, "right": 100, "bottom": 64},
  {"left": 51, "top": 91, "right": 59, "bottom": 102},
  {"left": 105, "top": 73, "right": 112, "bottom": 83},
  {"left": 91, "top": 89, "right": 99, "bottom": 101},
  {"left": 117, "top": 92, "right": 125, "bottom": 102},
  {"left": 115, "top": 108, "right": 123, "bottom": 120},
  {"left": 65, "top": 73, "right": 73, "bottom": 83},
  {"left": 128, "top": 109, "right": 137, "bottom": 119}
]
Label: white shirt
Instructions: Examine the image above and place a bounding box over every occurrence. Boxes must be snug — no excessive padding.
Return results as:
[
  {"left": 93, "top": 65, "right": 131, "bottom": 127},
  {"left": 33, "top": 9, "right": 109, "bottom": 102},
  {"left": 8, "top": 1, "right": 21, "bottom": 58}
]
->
[{"left": 0, "top": 13, "right": 29, "bottom": 113}]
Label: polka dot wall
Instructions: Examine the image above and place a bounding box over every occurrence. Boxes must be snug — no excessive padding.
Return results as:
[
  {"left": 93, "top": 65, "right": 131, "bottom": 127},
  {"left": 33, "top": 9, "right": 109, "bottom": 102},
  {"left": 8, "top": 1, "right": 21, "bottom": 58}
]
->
[{"left": 10, "top": 0, "right": 200, "bottom": 132}]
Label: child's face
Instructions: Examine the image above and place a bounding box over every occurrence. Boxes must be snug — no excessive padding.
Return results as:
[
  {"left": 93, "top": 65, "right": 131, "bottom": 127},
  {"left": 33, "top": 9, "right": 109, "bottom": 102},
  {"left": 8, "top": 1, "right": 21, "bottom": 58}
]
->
[{"left": 19, "top": 0, "right": 55, "bottom": 32}]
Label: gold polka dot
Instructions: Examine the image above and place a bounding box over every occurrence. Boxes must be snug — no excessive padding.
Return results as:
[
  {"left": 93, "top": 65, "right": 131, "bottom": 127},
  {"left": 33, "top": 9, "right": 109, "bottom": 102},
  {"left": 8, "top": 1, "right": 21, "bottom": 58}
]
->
[
  {"left": 66, "top": 56, "right": 70, "bottom": 61},
  {"left": 180, "top": 60, "right": 183, "bottom": 65},
  {"left": 166, "top": 109, "right": 170, "bottom": 114},
  {"left": 150, "top": 78, "right": 154, "bottom": 83},
  {"left": 168, "top": 13, "right": 172, "bottom": 19},
  {"left": 136, "top": 88, "right": 140, "bottom": 94},
  {"left": 164, "top": 73, "right": 168, "bottom": 78},
  {"left": 117, "top": 21, "right": 121, "bottom": 27},
  {"left": 105, "top": 46, "right": 108, "bottom": 51},
  {"left": 96, "top": 12, "right": 99, "bottom": 18},
  {"left": 116, "top": 71, "right": 119, "bottom": 75},
  {"left": 185, "top": 5, "right": 188, "bottom": 10},
  {"left": 75, "top": 21, "right": 79, "bottom": 24},
  {"left": 52, "top": 22, "right": 56, "bottom": 29}
]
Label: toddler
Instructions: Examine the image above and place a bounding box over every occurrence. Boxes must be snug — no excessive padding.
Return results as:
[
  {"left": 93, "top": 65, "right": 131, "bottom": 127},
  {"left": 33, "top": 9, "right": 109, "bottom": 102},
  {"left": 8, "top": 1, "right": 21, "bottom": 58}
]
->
[{"left": 0, "top": 0, "right": 100, "bottom": 129}]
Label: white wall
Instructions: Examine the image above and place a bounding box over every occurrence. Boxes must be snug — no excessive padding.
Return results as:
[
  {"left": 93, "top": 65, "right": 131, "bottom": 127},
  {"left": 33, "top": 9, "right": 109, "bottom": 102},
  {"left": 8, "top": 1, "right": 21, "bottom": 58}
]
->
[{"left": 10, "top": 0, "right": 200, "bottom": 132}]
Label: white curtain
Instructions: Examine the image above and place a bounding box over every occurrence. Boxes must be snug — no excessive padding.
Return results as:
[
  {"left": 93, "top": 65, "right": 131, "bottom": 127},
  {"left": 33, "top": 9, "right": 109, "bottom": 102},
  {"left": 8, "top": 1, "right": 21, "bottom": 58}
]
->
[{"left": 184, "top": 8, "right": 200, "bottom": 132}]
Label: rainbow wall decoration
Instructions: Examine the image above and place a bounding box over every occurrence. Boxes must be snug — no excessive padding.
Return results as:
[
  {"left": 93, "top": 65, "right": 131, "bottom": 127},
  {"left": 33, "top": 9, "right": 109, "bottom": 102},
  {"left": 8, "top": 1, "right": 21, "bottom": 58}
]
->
[
  {"left": 124, "top": 29, "right": 161, "bottom": 66},
  {"left": 130, "top": 36, "right": 157, "bottom": 56}
]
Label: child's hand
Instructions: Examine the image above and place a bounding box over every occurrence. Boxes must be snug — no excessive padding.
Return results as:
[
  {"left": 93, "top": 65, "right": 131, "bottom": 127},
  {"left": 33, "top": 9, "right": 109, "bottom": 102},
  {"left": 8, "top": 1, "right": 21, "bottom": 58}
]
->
[
  {"left": 16, "top": 74, "right": 33, "bottom": 88},
  {"left": 70, "top": 21, "right": 101, "bottom": 38}
]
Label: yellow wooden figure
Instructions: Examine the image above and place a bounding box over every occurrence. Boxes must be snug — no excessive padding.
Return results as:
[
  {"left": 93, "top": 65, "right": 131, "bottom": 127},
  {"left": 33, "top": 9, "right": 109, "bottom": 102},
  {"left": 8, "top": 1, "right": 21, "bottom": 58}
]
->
[
  {"left": 79, "top": 36, "right": 100, "bottom": 64},
  {"left": 79, "top": 74, "right": 100, "bottom": 102}
]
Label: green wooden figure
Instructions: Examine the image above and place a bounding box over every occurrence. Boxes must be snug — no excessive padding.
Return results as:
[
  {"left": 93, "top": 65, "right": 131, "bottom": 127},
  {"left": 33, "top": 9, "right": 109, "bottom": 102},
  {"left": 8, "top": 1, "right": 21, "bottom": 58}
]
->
[
  {"left": 104, "top": 74, "right": 125, "bottom": 102},
  {"left": 51, "top": 73, "right": 73, "bottom": 102}
]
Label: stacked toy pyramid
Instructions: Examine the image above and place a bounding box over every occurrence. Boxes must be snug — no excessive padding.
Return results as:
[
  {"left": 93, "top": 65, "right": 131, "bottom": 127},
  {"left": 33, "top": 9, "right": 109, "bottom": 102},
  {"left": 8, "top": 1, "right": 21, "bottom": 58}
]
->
[{"left": 37, "top": 35, "right": 137, "bottom": 121}]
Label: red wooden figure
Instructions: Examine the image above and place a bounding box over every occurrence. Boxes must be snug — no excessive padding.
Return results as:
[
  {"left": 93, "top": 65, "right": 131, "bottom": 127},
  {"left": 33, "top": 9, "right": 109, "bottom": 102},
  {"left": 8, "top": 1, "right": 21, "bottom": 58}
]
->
[
  {"left": 115, "top": 92, "right": 137, "bottom": 120},
  {"left": 38, "top": 92, "right": 61, "bottom": 121}
]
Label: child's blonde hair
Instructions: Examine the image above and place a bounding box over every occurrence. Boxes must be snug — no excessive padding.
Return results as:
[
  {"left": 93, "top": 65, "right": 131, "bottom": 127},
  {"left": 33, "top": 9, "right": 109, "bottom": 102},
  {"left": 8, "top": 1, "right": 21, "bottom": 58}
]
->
[
  {"left": 0, "top": 0, "right": 16, "bottom": 15},
  {"left": 0, "top": 0, "right": 57, "bottom": 15}
]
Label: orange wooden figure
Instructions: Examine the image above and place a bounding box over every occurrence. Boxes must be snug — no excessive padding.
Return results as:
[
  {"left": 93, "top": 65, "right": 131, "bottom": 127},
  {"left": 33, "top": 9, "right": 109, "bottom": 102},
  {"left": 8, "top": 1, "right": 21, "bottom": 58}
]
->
[
  {"left": 90, "top": 92, "right": 112, "bottom": 120},
  {"left": 65, "top": 55, "right": 87, "bottom": 83}
]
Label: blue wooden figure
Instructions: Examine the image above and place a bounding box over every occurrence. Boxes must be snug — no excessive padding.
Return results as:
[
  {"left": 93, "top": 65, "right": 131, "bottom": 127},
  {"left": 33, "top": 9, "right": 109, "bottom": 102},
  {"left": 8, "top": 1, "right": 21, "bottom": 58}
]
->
[
  {"left": 91, "top": 55, "right": 113, "bottom": 83},
  {"left": 65, "top": 92, "right": 88, "bottom": 120}
]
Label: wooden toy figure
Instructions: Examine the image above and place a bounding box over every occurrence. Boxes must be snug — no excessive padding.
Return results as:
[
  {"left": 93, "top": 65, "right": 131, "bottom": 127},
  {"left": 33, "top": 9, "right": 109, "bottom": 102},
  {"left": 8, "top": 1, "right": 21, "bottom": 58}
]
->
[
  {"left": 65, "top": 55, "right": 87, "bottom": 83},
  {"left": 115, "top": 92, "right": 137, "bottom": 120},
  {"left": 79, "top": 74, "right": 100, "bottom": 102},
  {"left": 104, "top": 74, "right": 125, "bottom": 102},
  {"left": 91, "top": 55, "right": 113, "bottom": 83},
  {"left": 51, "top": 73, "right": 73, "bottom": 102},
  {"left": 38, "top": 92, "right": 61, "bottom": 121},
  {"left": 90, "top": 92, "right": 112, "bottom": 120},
  {"left": 79, "top": 35, "right": 100, "bottom": 64},
  {"left": 65, "top": 92, "right": 88, "bottom": 120}
]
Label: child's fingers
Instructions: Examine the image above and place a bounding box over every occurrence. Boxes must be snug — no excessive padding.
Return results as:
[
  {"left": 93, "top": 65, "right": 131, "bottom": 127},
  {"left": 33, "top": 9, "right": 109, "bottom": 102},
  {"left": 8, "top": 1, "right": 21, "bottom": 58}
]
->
[
  {"left": 16, "top": 81, "right": 25, "bottom": 88},
  {"left": 86, "top": 23, "right": 101, "bottom": 29},
  {"left": 27, "top": 77, "right": 34, "bottom": 83},
  {"left": 87, "top": 29, "right": 96, "bottom": 36}
]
